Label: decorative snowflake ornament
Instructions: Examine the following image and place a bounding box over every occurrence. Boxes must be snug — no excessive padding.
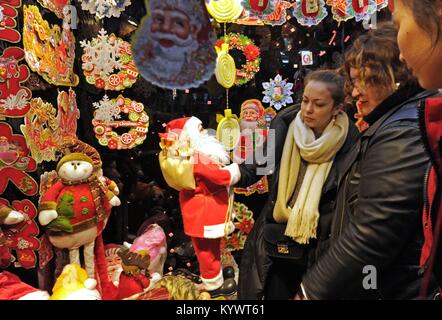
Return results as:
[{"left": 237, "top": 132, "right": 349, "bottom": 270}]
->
[
  {"left": 262, "top": 74, "right": 293, "bottom": 110},
  {"left": 79, "top": 0, "right": 131, "bottom": 19},
  {"left": 80, "top": 28, "right": 139, "bottom": 91},
  {"left": 93, "top": 95, "right": 121, "bottom": 125}
]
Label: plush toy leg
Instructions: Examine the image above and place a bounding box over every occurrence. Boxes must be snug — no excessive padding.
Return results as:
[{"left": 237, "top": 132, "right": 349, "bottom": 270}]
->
[
  {"left": 191, "top": 237, "right": 224, "bottom": 291},
  {"left": 83, "top": 241, "right": 95, "bottom": 278},
  {"left": 94, "top": 235, "right": 118, "bottom": 300},
  {"left": 69, "top": 248, "right": 80, "bottom": 266}
]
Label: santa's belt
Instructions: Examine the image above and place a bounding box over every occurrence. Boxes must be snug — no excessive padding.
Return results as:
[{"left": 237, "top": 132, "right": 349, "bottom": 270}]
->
[{"left": 46, "top": 217, "right": 98, "bottom": 236}]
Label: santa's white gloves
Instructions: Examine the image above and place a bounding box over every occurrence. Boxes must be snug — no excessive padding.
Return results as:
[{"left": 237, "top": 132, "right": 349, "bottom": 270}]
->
[
  {"left": 3, "top": 210, "right": 25, "bottom": 225},
  {"left": 38, "top": 210, "right": 58, "bottom": 226},
  {"left": 222, "top": 163, "right": 241, "bottom": 186}
]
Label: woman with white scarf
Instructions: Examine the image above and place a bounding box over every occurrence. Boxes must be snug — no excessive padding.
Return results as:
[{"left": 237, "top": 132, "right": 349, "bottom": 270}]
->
[{"left": 231, "top": 70, "right": 359, "bottom": 300}]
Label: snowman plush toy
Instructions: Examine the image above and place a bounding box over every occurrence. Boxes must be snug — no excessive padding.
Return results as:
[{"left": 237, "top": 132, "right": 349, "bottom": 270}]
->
[{"left": 38, "top": 152, "right": 121, "bottom": 284}]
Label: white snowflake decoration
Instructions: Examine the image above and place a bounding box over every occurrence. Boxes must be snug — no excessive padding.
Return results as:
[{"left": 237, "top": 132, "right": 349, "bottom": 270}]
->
[
  {"left": 80, "top": 28, "right": 123, "bottom": 78},
  {"left": 79, "top": 0, "right": 131, "bottom": 19},
  {"left": 262, "top": 74, "right": 294, "bottom": 110},
  {"left": 93, "top": 95, "right": 121, "bottom": 125}
]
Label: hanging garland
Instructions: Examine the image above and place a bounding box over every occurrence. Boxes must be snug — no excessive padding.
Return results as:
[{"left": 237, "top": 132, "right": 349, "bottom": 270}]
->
[
  {"left": 220, "top": 202, "right": 255, "bottom": 252},
  {"left": 215, "top": 33, "right": 260, "bottom": 86},
  {"left": 92, "top": 95, "right": 149, "bottom": 150}
]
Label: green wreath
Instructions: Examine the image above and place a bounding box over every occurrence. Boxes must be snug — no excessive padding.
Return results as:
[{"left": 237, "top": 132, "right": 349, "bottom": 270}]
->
[{"left": 215, "top": 33, "right": 261, "bottom": 86}]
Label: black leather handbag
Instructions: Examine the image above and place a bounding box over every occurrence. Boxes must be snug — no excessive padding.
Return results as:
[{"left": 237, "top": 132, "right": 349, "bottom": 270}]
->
[{"left": 263, "top": 223, "right": 309, "bottom": 265}]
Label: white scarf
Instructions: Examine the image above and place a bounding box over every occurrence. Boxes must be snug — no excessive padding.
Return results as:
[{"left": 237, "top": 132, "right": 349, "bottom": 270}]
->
[{"left": 273, "top": 111, "right": 349, "bottom": 244}]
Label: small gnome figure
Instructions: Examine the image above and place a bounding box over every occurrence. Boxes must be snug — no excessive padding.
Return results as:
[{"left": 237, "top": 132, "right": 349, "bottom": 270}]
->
[
  {"left": 38, "top": 151, "right": 121, "bottom": 281},
  {"left": 116, "top": 245, "right": 152, "bottom": 300}
]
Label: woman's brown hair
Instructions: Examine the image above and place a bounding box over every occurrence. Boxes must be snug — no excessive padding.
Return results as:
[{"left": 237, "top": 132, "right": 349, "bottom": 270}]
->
[
  {"left": 304, "top": 69, "right": 345, "bottom": 106},
  {"left": 342, "top": 22, "right": 415, "bottom": 101}
]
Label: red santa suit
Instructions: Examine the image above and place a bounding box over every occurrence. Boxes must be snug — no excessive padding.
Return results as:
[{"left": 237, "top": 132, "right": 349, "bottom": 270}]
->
[{"left": 159, "top": 117, "right": 240, "bottom": 291}]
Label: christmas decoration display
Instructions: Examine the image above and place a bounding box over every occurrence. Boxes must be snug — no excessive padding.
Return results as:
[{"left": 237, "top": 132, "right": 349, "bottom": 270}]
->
[
  {"left": 92, "top": 95, "right": 149, "bottom": 150},
  {"left": 0, "top": 198, "right": 40, "bottom": 269},
  {"left": 116, "top": 243, "right": 152, "bottom": 300},
  {"left": 115, "top": 225, "right": 165, "bottom": 300},
  {"left": 20, "top": 98, "right": 58, "bottom": 164},
  {"left": 20, "top": 90, "right": 79, "bottom": 164},
  {"left": 215, "top": 33, "right": 260, "bottom": 86},
  {"left": 80, "top": 28, "right": 139, "bottom": 91},
  {"left": 105, "top": 244, "right": 123, "bottom": 285},
  {"left": 236, "top": 0, "right": 293, "bottom": 26},
  {"left": 23, "top": 5, "right": 79, "bottom": 87},
  {"left": 132, "top": 0, "right": 216, "bottom": 90},
  {"left": 301, "top": 50, "right": 314, "bottom": 65},
  {"left": 293, "top": 0, "right": 328, "bottom": 27},
  {"left": 348, "top": 0, "right": 377, "bottom": 22},
  {"left": 205, "top": 0, "right": 244, "bottom": 22},
  {"left": 57, "top": 89, "right": 80, "bottom": 140},
  {"left": 354, "top": 100, "right": 369, "bottom": 132},
  {"left": 0, "top": 47, "right": 32, "bottom": 119},
  {"left": 326, "top": 0, "right": 355, "bottom": 22},
  {"left": 220, "top": 202, "right": 254, "bottom": 252},
  {"left": 241, "top": 0, "right": 275, "bottom": 17},
  {"left": 0, "top": 123, "right": 38, "bottom": 196},
  {"left": 0, "top": 0, "right": 21, "bottom": 43},
  {"left": 264, "top": 106, "right": 277, "bottom": 127},
  {"left": 262, "top": 74, "right": 294, "bottom": 110},
  {"left": 375, "top": 0, "right": 388, "bottom": 10},
  {"left": 50, "top": 264, "right": 101, "bottom": 300},
  {"left": 216, "top": 109, "right": 241, "bottom": 152},
  {"left": 36, "top": 0, "right": 71, "bottom": 19},
  {"left": 215, "top": 43, "right": 236, "bottom": 89},
  {"left": 38, "top": 143, "right": 121, "bottom": 298},
  {"left": 79, "top": 0, "right": 131, "bottom": 19},
  {"left": 233, "top": 99, "right": 269, "bottom": 196}
]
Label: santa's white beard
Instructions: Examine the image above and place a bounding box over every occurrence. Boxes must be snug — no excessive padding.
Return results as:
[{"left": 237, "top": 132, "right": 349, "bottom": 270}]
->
[
  {"left": 192, "top": 134, "right": 230, "bottom": 166},
  {"left": 146, "top": 28, "right": 198, "bottom": 78},
  {"left": 240, "top": 120, "right": 258, "bottom": 131}
]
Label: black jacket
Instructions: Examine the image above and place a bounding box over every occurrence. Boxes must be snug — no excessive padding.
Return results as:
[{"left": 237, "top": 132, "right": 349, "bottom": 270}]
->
[
  {"left": 302, "top": 87, "right": 439, "bottom": 300},
  {"left": 236, "top": 105, "right": 359, "bottom": 299}
]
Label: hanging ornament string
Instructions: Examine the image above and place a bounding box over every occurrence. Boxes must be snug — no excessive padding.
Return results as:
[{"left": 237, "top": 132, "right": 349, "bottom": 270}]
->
[{"left": 224, "top": 23, "right": 229, "bottom": 110}]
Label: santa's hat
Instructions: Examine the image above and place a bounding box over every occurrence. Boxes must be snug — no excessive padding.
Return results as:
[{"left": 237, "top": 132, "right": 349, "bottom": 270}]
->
[
  {"left": 159, "top": 116, "right": 202, "bottom": 144},
  {"left": 241, "top": 100, "right": 264, "bottom": 118},
  {"left": 0, "top": 271, "right": 50, "bottom": 300}
]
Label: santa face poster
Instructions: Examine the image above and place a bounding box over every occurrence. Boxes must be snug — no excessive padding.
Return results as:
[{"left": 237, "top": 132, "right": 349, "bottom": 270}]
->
[{"left": 132, "top": 0, "right": 216, "bottom": 90}]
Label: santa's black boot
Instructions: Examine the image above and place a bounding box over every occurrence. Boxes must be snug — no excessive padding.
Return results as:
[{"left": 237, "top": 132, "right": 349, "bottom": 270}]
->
[
  {"left": 222, "top": 266, "right": 235, "bottom": 279},
  {"left": 207, "top": 278, "right": 237, "bottom": 298}
]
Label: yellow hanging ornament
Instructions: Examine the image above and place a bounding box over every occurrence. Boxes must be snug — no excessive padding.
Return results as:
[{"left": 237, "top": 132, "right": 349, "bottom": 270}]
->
[
  {"left": 215, "top": 43, "right": 236, "bottom": 89},
  {"left": 216, "top": 109, "right": 241, "bottom": 152},
  {"left": 205, "top": 0, "right": 244, "bottom": 22}
]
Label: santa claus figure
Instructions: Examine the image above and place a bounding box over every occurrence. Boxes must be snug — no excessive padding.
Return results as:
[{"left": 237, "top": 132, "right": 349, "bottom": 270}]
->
[
  {"left": 159, "top": 117, "right": 240, "bottom": 298},
  {"left": 233, "top": 99, "right": 268, "bottom": 164}
]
